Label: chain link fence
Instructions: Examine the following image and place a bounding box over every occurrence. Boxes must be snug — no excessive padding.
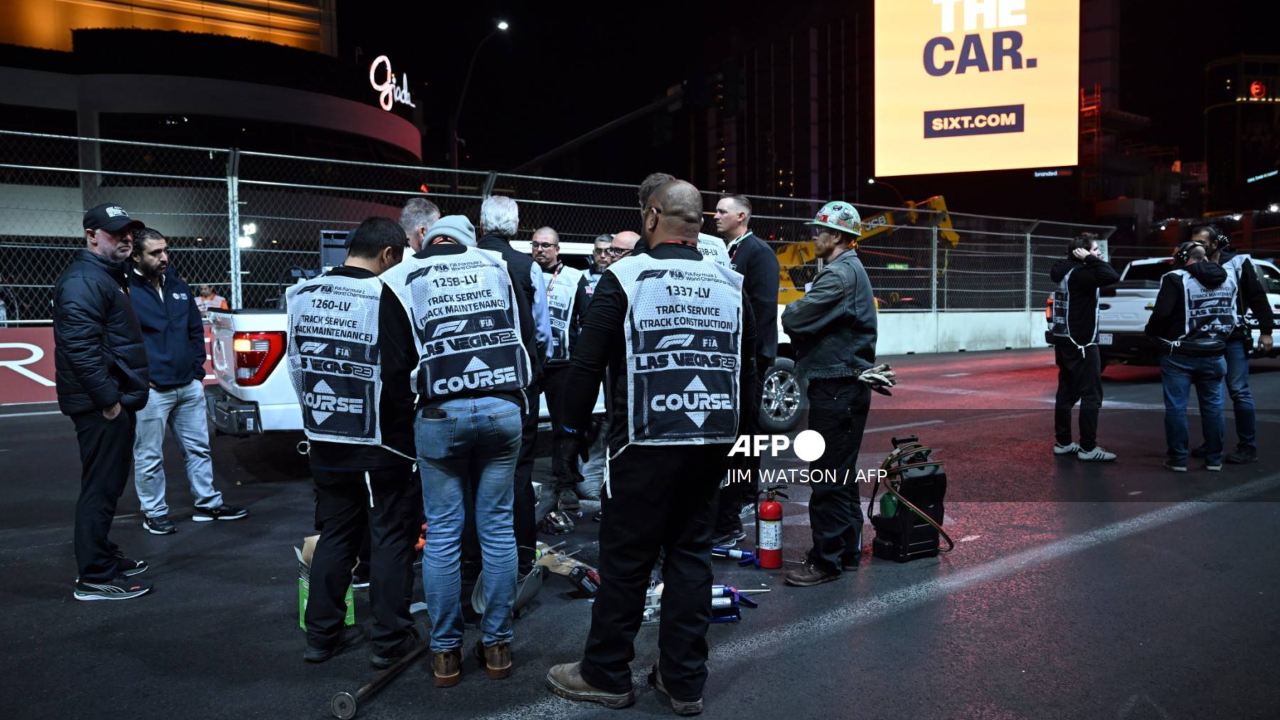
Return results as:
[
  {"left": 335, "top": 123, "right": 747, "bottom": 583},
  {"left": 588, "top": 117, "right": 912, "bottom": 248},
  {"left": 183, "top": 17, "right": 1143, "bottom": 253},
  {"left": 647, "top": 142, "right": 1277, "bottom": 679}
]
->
[{"left": 0, "top": 130, "right": 1113, "bottom": 324}]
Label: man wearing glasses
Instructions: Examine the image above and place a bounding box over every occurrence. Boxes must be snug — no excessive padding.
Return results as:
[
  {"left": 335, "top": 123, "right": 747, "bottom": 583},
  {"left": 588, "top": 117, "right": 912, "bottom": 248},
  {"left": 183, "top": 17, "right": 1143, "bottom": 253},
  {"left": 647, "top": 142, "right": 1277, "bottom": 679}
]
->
[
  {"left": 55, "top": 203, "right": 153, "bottom": 601},
  {"left": 608, "top": 231, "right": 640, "bottom": 262},
  {"left": 530, "top": 227, "right": 592, "bottom": 512}
]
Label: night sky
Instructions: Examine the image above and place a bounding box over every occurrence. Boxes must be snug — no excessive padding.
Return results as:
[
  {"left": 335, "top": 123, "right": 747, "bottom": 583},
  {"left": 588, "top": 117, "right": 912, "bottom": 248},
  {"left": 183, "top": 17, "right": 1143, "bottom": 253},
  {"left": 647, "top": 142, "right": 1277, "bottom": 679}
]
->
[{"left": 340, "top": 0, "right": 1276, "bottom": 188}]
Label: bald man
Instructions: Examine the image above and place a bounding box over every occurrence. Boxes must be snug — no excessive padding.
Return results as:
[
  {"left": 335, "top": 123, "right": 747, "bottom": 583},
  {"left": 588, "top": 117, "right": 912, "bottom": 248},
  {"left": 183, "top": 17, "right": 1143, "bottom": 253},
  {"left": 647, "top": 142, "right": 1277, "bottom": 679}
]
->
[{"left": 546, "top": 181, "right": 758, "bottom": 715}]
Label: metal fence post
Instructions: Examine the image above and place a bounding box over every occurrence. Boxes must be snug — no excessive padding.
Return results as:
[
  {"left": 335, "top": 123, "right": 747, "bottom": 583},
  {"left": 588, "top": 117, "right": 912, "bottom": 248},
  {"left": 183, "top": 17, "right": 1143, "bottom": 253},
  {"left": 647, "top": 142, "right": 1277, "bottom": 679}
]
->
[
  {"left": 1024, "top": 231, "right": 1032, "bottom": 311},
  {"left": 226, "top": 148, "right": 241, "bottom": 309},
  {"left": 930, "top": 225, "right": 938, "bottom": 311}
]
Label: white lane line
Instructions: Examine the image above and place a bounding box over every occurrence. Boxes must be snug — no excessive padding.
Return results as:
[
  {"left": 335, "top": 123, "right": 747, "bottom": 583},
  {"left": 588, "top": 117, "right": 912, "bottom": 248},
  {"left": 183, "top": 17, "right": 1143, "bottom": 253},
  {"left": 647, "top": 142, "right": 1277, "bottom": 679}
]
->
[
  {"left": 863, "top": 420, "right": 944, "bottom": 435},
  {"left": 476, "top": 472, "right": 1280, "bottom": 720},
  {"left": 0, "top": 410, "right": 61, "bottom": 419},
  {"left": 941, "top": 372, "right": 972, "bottom": 378}
]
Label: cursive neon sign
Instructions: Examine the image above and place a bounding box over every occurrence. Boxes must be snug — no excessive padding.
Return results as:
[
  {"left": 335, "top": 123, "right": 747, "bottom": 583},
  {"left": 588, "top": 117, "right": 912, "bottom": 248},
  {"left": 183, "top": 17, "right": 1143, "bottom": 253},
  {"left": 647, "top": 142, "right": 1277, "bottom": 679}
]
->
[{"left": 369, "top": 55, "right": 415, "bottom": 111}]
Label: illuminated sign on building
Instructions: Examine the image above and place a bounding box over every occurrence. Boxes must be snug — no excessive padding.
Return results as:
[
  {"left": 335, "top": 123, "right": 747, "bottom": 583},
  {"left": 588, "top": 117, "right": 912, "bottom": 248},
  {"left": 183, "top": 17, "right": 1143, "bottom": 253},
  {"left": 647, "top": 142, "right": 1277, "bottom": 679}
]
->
[
  {"left": 369, "top": 55, "right": 415, "bottom": 112},
  {"left": 874, "top": 0, "right": 1080, "bottom": 176}
]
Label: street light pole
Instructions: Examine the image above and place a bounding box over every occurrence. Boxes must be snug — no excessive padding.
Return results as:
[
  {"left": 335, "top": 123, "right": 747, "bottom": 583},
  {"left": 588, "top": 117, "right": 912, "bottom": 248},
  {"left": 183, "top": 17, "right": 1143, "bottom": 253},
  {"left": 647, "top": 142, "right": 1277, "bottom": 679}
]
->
[
  {"left": 452, "top": 20, "right": 509, "bottom": 171},
  {"left": 866, "top": 177, "right": 906, "bottom": 207}
]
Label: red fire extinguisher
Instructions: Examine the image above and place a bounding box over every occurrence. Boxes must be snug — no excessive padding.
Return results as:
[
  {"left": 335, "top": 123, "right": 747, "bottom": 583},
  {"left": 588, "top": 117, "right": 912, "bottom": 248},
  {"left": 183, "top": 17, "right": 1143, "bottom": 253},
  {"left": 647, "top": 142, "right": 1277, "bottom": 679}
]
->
[{"left": 756, "top": 486, "right": 788, "bottom": 569}]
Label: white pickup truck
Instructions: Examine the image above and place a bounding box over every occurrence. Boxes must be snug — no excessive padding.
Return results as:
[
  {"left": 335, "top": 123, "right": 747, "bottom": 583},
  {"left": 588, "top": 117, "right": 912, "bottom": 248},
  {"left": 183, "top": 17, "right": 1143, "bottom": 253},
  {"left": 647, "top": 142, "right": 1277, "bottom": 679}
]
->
[
  {"left": 1090, "top": 255, "right": 1280, "bottom": 368},
  {"left": 205, "top": 242, "right": 601, "bottom": 437}
]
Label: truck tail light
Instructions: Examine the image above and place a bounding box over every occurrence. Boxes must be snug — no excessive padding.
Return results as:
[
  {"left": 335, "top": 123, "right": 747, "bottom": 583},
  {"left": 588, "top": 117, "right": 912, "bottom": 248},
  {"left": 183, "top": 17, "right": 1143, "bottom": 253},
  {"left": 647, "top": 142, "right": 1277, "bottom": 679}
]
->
[
  {"left": 232, "top": 331, "right": 285, "bottom": 387},
  {"left": 1044, "top": 295, "right": 1053, "bottom": 321}
]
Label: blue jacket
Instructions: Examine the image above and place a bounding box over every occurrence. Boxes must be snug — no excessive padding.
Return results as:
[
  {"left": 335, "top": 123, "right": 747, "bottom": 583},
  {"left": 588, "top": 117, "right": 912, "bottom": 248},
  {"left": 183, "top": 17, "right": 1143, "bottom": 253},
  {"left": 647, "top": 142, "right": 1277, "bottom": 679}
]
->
[{"left": 127, "top": 267, "right": 206, "bottom": 388}]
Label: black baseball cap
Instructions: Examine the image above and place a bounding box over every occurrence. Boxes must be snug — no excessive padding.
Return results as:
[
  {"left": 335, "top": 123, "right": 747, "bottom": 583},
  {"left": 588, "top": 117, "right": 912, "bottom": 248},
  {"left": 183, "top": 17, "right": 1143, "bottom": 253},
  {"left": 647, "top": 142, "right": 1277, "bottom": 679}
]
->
[{"left": 83, "top": 203, "right": 144, "bottom": 234}]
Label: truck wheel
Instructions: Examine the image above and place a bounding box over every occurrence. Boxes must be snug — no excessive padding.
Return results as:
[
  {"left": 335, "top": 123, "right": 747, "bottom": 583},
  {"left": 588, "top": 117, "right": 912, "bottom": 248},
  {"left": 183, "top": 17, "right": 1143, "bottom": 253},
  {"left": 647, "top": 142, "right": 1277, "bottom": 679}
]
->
[{"left": 759, "top": 358, "right": 805, "bottom": 433}]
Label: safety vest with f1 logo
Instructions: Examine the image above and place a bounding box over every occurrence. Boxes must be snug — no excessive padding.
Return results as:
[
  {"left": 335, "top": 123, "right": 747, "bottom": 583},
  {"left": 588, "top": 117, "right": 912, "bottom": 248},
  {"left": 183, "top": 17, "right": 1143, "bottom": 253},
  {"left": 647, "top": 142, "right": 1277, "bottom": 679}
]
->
[
  {"left": 609, "top": 253, "right": 744, "bottom": 445},
  {"left": 285, "top": 273, "right": 384, "bottom": 445},
  {"left": 384, "top": 247, "right": 531, "bottom": 401}
]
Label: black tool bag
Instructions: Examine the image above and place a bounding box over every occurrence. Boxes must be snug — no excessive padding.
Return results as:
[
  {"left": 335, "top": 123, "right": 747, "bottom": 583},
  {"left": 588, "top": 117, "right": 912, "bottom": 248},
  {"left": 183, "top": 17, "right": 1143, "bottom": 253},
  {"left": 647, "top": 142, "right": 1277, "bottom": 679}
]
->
[{"left": 868, "top": 436, "right": 952, "bottom": 563}]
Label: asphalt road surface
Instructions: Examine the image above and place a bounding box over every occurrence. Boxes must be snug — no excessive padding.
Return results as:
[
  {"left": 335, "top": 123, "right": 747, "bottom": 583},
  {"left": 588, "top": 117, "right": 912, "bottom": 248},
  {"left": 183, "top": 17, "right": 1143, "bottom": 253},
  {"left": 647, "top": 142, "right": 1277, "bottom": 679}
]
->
[{"left": 1, "top": 348, "right": 1276, "bottom": 720}]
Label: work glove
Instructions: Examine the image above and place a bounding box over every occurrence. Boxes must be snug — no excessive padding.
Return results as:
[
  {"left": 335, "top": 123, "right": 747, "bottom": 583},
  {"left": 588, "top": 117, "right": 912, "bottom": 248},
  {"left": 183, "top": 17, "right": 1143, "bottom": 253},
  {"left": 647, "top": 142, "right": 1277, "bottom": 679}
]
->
[{"left": 857, "top": 363, "right": 897, "bottom": 396}]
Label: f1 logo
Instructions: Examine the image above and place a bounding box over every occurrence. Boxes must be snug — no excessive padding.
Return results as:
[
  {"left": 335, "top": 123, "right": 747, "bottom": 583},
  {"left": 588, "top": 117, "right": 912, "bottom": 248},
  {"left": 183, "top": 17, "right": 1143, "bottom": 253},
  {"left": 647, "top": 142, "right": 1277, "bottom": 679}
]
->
[
  {"left": 299, "top": 341, "right": 329, "bottom": 354},
  {"left": 432, "top": 319, "right": 468, "bottom": 339},
  {"left": 655, "top": 334, "right": 695, "bottom": 350}
]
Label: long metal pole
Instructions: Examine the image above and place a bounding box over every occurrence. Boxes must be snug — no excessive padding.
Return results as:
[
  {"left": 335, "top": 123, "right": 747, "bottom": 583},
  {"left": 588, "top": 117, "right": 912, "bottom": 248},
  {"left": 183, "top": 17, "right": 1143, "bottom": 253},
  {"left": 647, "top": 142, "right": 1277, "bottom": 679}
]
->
[
  {"left": 453, "top": 30, "right": 497, "bottom": 171},
  {"left": 226, "top": 148, "right": 241, "bottom": 309},
  {"left": 930, "top": 225, "right": 938, "bottom": 312},
  {"left": 1024, "top": 231, "right": 1032, "bottom": 311}
]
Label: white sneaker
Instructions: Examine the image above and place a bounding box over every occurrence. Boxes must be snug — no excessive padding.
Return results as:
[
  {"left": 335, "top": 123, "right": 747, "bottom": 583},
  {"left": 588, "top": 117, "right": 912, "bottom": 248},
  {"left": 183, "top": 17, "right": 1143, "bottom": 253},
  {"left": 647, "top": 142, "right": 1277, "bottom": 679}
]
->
[
  {"left": 1054, "top": 442, "right": 1081, "bottom": 456},
  {"left": 1076, "top": 446, "right": 1117, "bottom": 462}
]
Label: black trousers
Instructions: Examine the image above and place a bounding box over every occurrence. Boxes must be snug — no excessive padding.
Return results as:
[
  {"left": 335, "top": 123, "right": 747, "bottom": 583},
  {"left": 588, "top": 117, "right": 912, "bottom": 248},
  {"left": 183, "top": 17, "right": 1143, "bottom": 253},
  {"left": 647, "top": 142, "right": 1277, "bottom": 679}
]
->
[
  {"left": 307, "top": 464, "right": 416, "bottom": 653},
  {"left": 543, "top": 365, "right": 584, "bottom": 491},
  {"left": 805, "top": 378, "right": 871, "bottom": 573},
  {"left": 580, "top": 444, "right": 726, "bottom": 702},
  {"left": 72, "top": 409, "right": 136, "bottom": 583},
  {"left": 1054, "top": 343, "right": 1103, "bottom": 451}
]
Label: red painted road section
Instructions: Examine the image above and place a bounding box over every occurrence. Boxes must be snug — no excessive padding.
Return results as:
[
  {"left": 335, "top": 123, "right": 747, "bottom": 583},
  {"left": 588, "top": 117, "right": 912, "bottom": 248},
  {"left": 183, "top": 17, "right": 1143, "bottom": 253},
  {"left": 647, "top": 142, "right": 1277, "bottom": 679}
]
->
[{"left": 0, "top": 327, "right": 216, "bottom": 406}]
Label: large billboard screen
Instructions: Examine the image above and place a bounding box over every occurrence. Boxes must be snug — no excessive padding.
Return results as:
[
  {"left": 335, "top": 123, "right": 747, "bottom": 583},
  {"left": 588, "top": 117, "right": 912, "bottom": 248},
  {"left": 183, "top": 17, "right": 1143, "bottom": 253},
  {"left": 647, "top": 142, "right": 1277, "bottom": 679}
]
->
[{"left": 874, "top": 0, "right": 1080, "bottom": 177}]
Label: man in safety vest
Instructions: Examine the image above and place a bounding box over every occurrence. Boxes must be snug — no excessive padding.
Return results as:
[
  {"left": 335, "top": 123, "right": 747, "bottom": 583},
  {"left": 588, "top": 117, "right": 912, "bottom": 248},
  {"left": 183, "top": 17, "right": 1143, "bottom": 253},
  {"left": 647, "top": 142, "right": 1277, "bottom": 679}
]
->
[
  {"left": 1190, "top": 225, "right": 1274, "bottom": 464},
  {"left": 1145, "top": 242, "right": 1232, "bottom": 472},
  {"left": 531, "top": 226, "right": 593, "bottom": 511},
  {"left": 546, "top": 180, "right": 757, "bottom": 716},
  {"left": 1047, "top": 232, "right": 1120, "bottom": 462},
  {"left": 383, "top": 214, "right": 536, "bottom": 687},
  {"left": 285, "top": 217, "right": 419, "bottom": 666}
]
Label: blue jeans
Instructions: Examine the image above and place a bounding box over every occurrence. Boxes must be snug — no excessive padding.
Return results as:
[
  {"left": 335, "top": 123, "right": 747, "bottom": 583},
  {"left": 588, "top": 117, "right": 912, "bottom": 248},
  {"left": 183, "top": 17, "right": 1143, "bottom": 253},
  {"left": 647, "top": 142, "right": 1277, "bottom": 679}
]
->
[
  {"left": 132, "top": 380, "right": 222, "bottom": 517},
  {"left": 416, "top": 396, "right": 522, "bottom": 652},
  {"left": 1223, "top": 339, "right": 1256, "bottom": 451},
  {"left": 1159, "top": 354, "right": 1226, "bottom": 465}
]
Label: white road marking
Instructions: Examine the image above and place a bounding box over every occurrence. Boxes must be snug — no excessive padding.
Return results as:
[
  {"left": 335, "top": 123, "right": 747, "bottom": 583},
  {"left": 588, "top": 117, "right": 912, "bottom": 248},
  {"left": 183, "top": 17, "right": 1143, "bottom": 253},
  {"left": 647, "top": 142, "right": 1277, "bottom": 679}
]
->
[
  {"left": 864, "top": 420, "right": 945, "bottom": 435},
  {"left": 941, "top": 372, "right": 971, "bottom": 378},
  {"left": 475, "top": 472, "right": 1280, "bottom": 720},
  {"left": 0, "top": 410, "right": 61, "bottom": 419}
]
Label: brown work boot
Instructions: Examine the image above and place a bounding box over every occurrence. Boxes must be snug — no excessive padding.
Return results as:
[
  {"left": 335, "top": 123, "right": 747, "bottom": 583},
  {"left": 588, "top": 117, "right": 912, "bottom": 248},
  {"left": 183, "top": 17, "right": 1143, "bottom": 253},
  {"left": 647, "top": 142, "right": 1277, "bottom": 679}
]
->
[
  {"left": 474, "top": 640, "right": 513, "bottom": 679},
  {"left": 431, "top": 648, "right": 462, "bottom": 688},
  {"left": 649, "top": 663, "right": 704, "bottom": 716},
  {"left": 783, "top": 560, "right": 841, "bottom": 587},
  {"left": 545, "top": 661, "right": 635, "bottom": 709}
]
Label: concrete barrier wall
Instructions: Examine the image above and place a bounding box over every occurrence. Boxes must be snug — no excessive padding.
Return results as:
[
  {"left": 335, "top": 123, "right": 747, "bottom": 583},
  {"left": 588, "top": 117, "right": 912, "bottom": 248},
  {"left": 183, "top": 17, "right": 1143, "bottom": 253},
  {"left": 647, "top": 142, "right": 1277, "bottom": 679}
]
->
[{"left": 777, "top": 310, "right": 1050, "bottom": 357}]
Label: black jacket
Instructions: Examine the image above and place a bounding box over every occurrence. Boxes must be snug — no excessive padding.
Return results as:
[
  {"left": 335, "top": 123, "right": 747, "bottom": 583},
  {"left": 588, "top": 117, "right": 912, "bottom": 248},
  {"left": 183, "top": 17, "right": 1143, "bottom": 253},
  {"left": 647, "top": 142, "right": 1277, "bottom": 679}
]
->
[
  {"left": 127, "top": 267, "right": 205, "bottom": 388},
  {"left": 561, "top": 243, "right": 758, "bottom": 453},
  {"left": 1220, "top": 250, "right": 1275, "bottom": 338},
  {"left": 478, "top": 233, "right": 546, "bottom": 380},
  {"left": 727, "top": 231, "right": 780, "bottom": 362},
  {"left": 1145, "top": 261, "right": 1229, "bottom": 353},
  {"left": 1048, "top": 255, "right": 1121, "bottom": 345},
  {"left": 53, "top": 249, "right": 150, "bottom": 415},
  {"left": 306, "top": 266, "right": 418, "bottom": 472}
]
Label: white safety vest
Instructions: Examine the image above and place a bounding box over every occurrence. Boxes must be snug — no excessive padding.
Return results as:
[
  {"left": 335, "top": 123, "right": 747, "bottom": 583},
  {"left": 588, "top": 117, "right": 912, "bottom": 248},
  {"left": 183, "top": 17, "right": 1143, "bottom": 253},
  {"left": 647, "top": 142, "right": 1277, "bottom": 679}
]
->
[
  {"left": 1167, "top": 268, "right": 1239, "bottom": 342},
  {"left": 697, "top": 233, "right": 732, "bottom": 268},
  {"left": 384, "top": 247, "right": 531, "bottom": 401},
  {"left": 1222, "top": 253, "right": 1253, "bottom": 329},
  {"left": 1050, "top": 267, "right": 1099, "bottom": 349},
  {"left": 545, "top": 263, "right": 586, "bottom": 362},
  {"left": 609, "top": 253, "right": 744, "bottom": 446},
  {"left": 285, "top": 273, "right": 385, "bottom": 446}
]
